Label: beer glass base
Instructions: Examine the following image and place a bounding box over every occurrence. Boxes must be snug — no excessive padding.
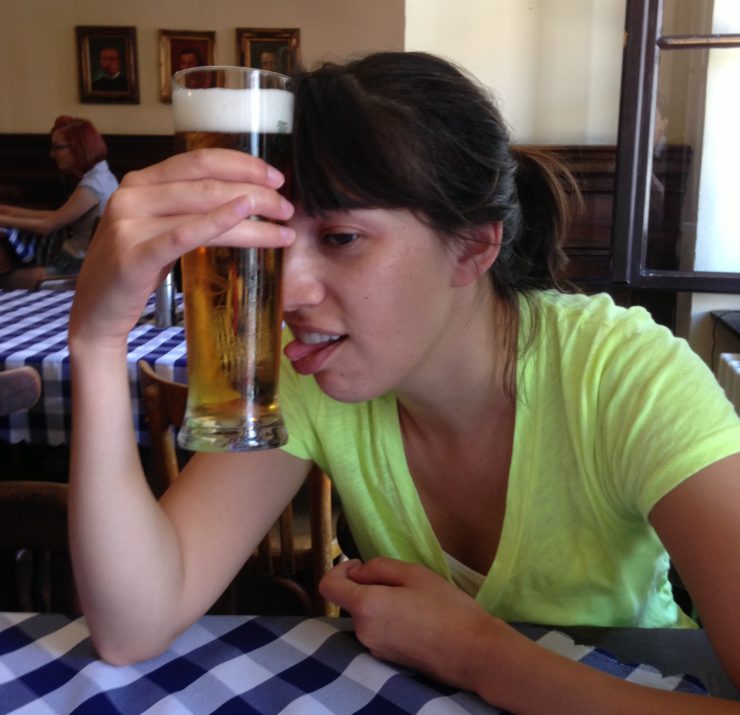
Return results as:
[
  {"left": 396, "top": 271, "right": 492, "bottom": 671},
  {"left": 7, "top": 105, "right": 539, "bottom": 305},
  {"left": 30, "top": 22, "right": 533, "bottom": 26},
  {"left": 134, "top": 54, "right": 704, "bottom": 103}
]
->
[{"left": 177, "top": 417, "right": 288, "bottom": 452}]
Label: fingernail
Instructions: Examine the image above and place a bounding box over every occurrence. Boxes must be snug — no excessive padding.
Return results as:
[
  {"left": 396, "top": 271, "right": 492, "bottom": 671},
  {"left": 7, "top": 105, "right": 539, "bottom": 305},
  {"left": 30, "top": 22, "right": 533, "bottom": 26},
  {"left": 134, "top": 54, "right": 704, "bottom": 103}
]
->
[
  {"left": 279, "top": 197, "right": 294, "bottom": 215},
  {"left": 234, "top": 195, "right": 254, "bottom": 216},
  {"left": 278, "top": 226, "right": 295, "bottom": 243},
  {"left": 267, "top": 166, "right": 284, "bottom": 186}
]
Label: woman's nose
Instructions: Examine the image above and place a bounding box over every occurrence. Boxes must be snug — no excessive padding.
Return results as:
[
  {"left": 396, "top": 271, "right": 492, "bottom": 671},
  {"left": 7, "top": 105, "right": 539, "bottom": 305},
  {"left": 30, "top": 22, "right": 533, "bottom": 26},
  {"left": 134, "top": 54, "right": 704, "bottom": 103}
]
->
[{"left": 282, "top": 241, "right": 324, "bottom": 312}]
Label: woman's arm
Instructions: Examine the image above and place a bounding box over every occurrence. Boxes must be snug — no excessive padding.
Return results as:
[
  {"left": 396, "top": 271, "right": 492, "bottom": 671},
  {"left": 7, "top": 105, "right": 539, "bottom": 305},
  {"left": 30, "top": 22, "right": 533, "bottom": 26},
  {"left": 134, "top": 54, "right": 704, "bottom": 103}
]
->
[
  {"left": 321, "top": 540, "right": 740, "bottom": 713},
  {"left": 68, "top": 148, "right": 300, "bottom": 664},
  {"left": 0, "top": 186, "right": 99, "bottom": 234},
  {"left": 0, "top": 203, "right": 54, "bottom": 219},
  {"left": 649, "top": 452, "right": 740, "bottom": 687}
]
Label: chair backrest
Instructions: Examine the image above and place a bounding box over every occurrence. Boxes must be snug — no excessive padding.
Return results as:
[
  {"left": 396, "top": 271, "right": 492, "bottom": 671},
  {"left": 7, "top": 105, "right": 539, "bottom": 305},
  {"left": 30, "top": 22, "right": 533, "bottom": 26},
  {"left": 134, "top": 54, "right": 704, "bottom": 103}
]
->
[
  {"left": 0, "top": 480, "right": 77, "bottom": 613},
  {"left": 137, "top": 360, "right": 337, "bottom": 616},
  {"left": 0, "top": 366, "right": 41, "bottom": 416},
  {"left": 35, "top": 275, "right": 78, "bottom": 291}
]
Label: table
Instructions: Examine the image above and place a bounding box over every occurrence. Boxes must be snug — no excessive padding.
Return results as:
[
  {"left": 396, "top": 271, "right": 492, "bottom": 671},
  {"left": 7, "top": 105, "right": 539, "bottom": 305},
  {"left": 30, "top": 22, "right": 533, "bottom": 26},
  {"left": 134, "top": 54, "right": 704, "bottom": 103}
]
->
[
  {"left": 0, "top": 290, "right": 187, "bottom": 446},
  {"left": 712, "top": 310, "right": 740, "bottom": 342},
  {"left": 1, "top": 612, "right": 733, "bottom": 714}
]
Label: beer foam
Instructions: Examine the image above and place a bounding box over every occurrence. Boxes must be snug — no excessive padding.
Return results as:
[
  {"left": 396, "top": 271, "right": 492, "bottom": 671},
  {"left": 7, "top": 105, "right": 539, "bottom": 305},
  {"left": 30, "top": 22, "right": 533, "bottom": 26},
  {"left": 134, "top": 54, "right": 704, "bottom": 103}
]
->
[{"left": 173, "top": 87, "right": 293, "bottom": 133}]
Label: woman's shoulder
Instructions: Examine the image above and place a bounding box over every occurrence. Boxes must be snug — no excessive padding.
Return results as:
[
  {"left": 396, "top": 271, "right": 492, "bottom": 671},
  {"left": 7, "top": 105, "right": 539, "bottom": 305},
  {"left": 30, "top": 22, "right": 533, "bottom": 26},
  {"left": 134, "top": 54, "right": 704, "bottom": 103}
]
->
[
  {"left": 77, "top": 161, "right": 119, "bottom": 211},
  {"left": 81, "top": 161, "right": 119, "bottom": 188},
  {"left": 520, "top": 289, "right": 687, "bottom": 387},
  {"left": 525, "top": 289, "right": 664, "bottom": 342}
]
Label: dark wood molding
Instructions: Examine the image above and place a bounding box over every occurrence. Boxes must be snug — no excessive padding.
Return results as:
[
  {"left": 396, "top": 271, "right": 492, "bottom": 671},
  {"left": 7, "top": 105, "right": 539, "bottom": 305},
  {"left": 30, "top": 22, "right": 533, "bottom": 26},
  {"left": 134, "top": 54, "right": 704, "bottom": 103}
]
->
[
  {"left": 0, "top": 133, "right": 175, "bottom": 208},
  {"left": 0, "top": 134, "right": 681, "bottom": 326}
]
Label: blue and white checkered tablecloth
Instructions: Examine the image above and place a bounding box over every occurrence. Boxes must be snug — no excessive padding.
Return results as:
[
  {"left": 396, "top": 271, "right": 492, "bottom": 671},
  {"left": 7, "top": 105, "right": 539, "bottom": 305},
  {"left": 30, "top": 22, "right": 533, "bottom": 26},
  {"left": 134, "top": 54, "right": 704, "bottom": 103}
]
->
[
  {"left": 0, "top": 613, "right": 708, "bottom": 714},
  {"left": 0, "top": 289, "right": 188, "bottom": 446}
]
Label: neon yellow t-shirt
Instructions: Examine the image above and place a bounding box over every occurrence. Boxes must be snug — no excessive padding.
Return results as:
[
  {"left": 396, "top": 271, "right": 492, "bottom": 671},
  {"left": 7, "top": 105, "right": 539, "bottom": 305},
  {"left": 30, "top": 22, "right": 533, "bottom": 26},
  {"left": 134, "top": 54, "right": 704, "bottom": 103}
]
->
[{"left": 279, "top": 291, "right": 740, "bottom": 628}]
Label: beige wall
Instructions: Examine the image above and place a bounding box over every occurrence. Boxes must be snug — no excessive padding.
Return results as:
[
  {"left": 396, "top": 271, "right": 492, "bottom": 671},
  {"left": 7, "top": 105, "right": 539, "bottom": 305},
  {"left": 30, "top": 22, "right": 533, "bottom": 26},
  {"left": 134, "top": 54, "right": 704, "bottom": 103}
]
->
[
  {"left": 1, "top": 0, "right": 626, "bottom": 142},
  {"left": 406, "top": 0, "right": 627, "bottom": 144},
  {"left": 0, "top": 0, "right": 404, "bottom": 135},
  {"left": 3, "top": 0, "right": 735, "bottom": 359}
]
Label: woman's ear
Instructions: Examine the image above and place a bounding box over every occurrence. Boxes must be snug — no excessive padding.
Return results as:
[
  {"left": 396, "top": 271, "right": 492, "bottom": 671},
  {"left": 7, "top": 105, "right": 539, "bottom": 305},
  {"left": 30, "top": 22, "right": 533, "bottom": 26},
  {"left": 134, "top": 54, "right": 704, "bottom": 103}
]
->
[{"left": 451, "top": 222, "right": 502, "bottom": 287}]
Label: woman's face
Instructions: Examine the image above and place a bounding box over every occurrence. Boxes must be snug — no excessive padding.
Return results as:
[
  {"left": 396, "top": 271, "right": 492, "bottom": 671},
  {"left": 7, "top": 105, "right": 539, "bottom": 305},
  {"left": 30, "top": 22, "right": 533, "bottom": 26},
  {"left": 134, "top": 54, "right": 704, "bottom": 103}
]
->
[
  {"left": 283, "top": 207, "right": 467, "bottom": 403},
  {"left": 50, "top": 129, "right": 75, "bottom": 174}
]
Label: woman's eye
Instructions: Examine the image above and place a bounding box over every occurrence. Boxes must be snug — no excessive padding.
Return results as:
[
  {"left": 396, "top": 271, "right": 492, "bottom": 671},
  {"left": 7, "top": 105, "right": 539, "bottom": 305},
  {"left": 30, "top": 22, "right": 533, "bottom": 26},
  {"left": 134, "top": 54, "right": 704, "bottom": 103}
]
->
[{"left": 322, "top": 232, "right": 359, "bottom": 247}]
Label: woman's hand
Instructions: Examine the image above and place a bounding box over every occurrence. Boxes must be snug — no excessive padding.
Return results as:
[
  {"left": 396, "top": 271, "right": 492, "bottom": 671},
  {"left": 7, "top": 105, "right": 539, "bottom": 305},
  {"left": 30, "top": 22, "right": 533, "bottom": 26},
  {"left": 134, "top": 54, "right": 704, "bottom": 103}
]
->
[
  {"left": 321, "top": 559, "right": 740, "bottom": 714},
  {"left": 319, "top": 557, "right": 504, "bottom": 691},
  {"left": 69, "top": 148, "right": 295, "bottom": 350}
]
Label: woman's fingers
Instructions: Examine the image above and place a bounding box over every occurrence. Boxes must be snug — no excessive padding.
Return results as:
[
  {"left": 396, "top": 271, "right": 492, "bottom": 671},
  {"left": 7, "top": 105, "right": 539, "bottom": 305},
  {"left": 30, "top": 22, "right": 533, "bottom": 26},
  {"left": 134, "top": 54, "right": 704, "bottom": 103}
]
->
[
  {"left": 319, "top": 560, "right": 365, "bottom": 611},
  {"left": 69, "top": 147, "right": 295, "bottom": 347},
  {"left": 108, "top": 179, "right": 294, "bottom": 224},
  {"left": 131, "top": 196, "right": 295, "bottom": 268},
  {"left": 120, "top": 148, "right": 286, "bottom": 190}
]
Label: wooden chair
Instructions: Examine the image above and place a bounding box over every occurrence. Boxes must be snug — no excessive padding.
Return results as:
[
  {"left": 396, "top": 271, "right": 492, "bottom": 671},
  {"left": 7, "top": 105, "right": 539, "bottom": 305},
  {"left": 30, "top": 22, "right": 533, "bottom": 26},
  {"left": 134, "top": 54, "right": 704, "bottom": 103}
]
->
[
  {"left": 35, "top": 275, "right": 78, "bottom": 291},
  {"left": 0, "top": 480, "right": 77, "bottom": 613},
  {"left": 137, "top": 360, "right": 338, "bottom": 616},
  {"left": 0, "top": 367, "right": 77, "bottom": 613}
]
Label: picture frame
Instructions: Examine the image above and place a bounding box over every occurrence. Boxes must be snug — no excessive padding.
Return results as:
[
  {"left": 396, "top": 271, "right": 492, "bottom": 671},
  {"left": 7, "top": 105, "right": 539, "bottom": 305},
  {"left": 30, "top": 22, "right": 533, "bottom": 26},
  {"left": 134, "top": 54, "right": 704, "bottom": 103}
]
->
[
  {"left": 159, "top": 29, "right": 216, "bottom": 102},
  {"left": 76, "top": 26, "right": 139, "bottom": 104},
  {"left": 236, "top": 28, "right": 300, "bottom": 75}
]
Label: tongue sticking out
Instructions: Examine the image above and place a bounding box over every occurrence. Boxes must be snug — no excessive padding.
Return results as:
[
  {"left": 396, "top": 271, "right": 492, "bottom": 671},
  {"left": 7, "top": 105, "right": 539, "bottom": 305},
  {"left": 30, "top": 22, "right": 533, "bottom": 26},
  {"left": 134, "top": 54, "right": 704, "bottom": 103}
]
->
[
  {"left": 284, "top": 336, "right": 344, "bottom": 375},
  {"left": 284, "top": 339, "right": 326, "bottom": 362}
]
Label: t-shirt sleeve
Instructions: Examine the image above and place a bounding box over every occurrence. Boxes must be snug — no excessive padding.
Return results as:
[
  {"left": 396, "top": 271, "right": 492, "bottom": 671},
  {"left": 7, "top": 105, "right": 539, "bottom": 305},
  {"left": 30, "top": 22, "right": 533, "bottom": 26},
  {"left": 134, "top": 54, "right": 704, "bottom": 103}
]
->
[
  {"left": 591, "top": 309, "right": 740, "bottom": 519},
  {"left": 78, "top": 164, "right": 119, "bottom": 213}
]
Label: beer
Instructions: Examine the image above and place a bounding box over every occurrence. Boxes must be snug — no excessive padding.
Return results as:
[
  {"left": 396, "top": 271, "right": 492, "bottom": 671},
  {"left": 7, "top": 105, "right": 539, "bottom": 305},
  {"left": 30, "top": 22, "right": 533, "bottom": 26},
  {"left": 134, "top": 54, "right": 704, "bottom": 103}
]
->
[{"left": 173, "top": 73, "right": 292, "bottom": 451}]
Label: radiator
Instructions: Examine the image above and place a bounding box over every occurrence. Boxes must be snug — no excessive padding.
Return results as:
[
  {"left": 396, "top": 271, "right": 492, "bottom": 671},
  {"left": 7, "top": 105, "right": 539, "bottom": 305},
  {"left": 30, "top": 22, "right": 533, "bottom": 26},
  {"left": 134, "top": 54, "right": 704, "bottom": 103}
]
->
[{"left": 717, "top": 353, "right": 740, "bottom": 416}]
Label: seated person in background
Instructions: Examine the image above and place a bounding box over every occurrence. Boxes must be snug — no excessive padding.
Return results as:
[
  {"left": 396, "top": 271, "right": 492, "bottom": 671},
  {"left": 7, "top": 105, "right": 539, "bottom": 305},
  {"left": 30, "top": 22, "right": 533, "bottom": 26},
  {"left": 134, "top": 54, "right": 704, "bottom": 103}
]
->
[
  {"left": 68, "top": 52, "right": 740, "bottom": 712},
  {"left": 0, "top": 115, "right": 118, "bottom": 289}
]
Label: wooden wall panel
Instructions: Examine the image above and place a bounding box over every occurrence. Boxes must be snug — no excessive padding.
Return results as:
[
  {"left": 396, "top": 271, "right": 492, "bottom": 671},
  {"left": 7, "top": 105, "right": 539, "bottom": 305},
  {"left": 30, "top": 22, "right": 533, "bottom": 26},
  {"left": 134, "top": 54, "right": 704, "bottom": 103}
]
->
[{"left": 1, "top": 135, "right": 616, "bottom": 285}]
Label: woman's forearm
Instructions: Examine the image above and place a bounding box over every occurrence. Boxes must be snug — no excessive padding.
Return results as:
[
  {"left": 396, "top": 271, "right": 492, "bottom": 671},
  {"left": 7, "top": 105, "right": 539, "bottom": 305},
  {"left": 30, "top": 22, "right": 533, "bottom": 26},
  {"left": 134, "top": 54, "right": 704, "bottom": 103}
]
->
[
  {"left": 470, "top": 620, "right": 740, "bottom": 714},
  {"left": 0, "top": 205, "right": 53, "bottom": 219},
  {"left": 0, "top": 211, "right": 60, "bottom": 234},
  {"left": 68, "top": 340, "right": 190, "bottom": 663}
]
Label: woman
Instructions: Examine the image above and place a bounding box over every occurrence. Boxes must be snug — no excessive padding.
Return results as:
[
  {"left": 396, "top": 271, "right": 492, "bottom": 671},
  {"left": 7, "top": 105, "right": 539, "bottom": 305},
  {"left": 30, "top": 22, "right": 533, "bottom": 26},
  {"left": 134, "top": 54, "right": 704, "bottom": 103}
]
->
[
  {"left": 68, "top": 53, "right": 740, "bottom": 712},
  {"left": 0, "top": 115, "right": 119, "bottom": 288}
]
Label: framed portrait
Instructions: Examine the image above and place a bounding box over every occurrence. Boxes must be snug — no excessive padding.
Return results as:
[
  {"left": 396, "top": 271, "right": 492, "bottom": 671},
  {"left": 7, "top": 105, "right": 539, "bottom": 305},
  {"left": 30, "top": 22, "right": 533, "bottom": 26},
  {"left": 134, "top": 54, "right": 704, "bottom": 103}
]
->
[
  {"left": 236, "top": 28, "right": 300, "bottom": 75},
  {"left": 159, "top": 29, "right": 216, "bottom": 102},
  {"left": 76, "top": 26, "right": 139, "bottom": 104}
]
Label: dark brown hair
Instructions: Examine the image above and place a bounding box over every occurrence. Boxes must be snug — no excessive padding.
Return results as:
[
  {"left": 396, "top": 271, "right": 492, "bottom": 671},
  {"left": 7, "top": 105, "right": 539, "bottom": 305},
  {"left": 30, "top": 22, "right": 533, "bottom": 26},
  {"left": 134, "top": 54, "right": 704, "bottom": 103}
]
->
[{"left": 51, "top": 116, "right": 108, "bottom": 175}]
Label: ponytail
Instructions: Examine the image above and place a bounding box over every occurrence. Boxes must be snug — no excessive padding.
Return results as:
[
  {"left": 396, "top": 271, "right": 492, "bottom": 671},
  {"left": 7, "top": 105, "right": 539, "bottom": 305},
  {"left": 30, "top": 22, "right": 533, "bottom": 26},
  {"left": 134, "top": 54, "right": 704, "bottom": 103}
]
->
[{"left": 490, "top": 147, "right": 581, "bottom": 305}]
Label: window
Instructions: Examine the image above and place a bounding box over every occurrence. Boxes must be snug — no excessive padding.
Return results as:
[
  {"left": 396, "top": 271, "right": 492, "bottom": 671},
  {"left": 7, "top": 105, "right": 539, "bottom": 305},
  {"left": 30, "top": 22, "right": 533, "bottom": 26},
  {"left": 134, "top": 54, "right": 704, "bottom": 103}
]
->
[{"left": 612, "top": 0, "right": 740, "bottom": 292}]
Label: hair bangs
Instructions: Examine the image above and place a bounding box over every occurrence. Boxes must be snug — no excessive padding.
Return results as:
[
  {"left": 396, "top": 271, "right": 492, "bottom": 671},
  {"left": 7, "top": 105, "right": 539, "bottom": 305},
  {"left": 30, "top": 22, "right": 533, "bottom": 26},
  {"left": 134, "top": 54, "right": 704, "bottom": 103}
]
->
[{"left": 293, "top": 66, "right": 421, "bottom": 217}]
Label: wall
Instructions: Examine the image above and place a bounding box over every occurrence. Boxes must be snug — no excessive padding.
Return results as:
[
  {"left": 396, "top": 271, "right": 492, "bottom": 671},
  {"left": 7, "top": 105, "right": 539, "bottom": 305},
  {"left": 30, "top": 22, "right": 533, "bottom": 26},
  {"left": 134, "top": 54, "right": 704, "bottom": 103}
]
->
[
  {"left": 2, "top": 0, "right": 736, "bottom": 361},
  {"left": 678, "top": 293, "right": 740, "bottom": 370},
  {"left": 1, "top": 0, "right": 625, "bottom": 143},
  {"left": 405, "top": 0, "right": 627, "bottom": 144},
  {"left": 0, "top": 0, "right": 404, "bottom": 135}
]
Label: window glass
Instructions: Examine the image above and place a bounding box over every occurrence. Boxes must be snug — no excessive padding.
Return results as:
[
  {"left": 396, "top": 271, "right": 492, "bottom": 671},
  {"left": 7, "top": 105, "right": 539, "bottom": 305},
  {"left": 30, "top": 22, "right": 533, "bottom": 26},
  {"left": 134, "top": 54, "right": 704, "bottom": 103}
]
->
[{"left": 646, "top": 46, "right": 740, "bottom": 273}]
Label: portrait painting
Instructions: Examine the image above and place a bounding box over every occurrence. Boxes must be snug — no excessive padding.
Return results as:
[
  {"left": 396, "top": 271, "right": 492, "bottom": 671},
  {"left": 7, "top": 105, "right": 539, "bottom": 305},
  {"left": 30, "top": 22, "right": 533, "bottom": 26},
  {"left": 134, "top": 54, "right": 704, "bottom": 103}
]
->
[
  {"left": 236, "top": 28, "right": 300, "bottom": 75},
  {"left": 76, "top": 26, "right": 139, "bottom": 104},
  {"left": 159, "top": 30, "right": 216, "bottom": 102}
]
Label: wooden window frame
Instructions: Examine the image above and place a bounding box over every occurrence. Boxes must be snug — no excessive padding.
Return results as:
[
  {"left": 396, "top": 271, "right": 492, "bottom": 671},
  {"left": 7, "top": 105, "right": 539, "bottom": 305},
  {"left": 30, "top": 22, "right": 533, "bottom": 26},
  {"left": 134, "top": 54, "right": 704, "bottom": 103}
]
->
[{"left": 612, "top": 0, "right": 740, "bottom": 293}]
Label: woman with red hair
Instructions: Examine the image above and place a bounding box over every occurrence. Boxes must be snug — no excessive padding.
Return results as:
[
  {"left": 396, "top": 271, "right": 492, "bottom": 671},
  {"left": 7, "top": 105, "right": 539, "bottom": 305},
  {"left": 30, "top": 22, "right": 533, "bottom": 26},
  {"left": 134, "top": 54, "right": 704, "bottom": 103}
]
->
[{"left": 0, "top": 115, "right": 119, "bottom": 288}]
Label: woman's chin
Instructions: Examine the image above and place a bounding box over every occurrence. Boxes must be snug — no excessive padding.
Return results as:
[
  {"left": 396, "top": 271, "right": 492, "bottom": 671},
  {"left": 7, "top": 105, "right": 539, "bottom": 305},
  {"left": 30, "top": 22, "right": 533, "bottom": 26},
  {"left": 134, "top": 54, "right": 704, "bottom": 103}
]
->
[{"left": 312, "top": 372, "right": 374, "bottom": 404}]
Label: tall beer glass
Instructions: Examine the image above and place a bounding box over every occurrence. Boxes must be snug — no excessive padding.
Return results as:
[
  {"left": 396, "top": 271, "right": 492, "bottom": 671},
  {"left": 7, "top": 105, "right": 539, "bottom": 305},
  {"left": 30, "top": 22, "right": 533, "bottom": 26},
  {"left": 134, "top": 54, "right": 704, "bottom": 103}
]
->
[{"left": 172, "top": 66, "right": 291, "bottom": 451}]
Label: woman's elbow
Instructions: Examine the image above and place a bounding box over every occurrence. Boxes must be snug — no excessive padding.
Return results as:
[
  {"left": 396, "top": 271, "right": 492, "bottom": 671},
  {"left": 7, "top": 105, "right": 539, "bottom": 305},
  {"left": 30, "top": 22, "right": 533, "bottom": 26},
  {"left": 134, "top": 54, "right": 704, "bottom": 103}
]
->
[
  {"left": 91, "top": 631, "right": 173, "bottom": 666},
  {"left": 85, "top": 614, "right": 179, "bottom": 665}
]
